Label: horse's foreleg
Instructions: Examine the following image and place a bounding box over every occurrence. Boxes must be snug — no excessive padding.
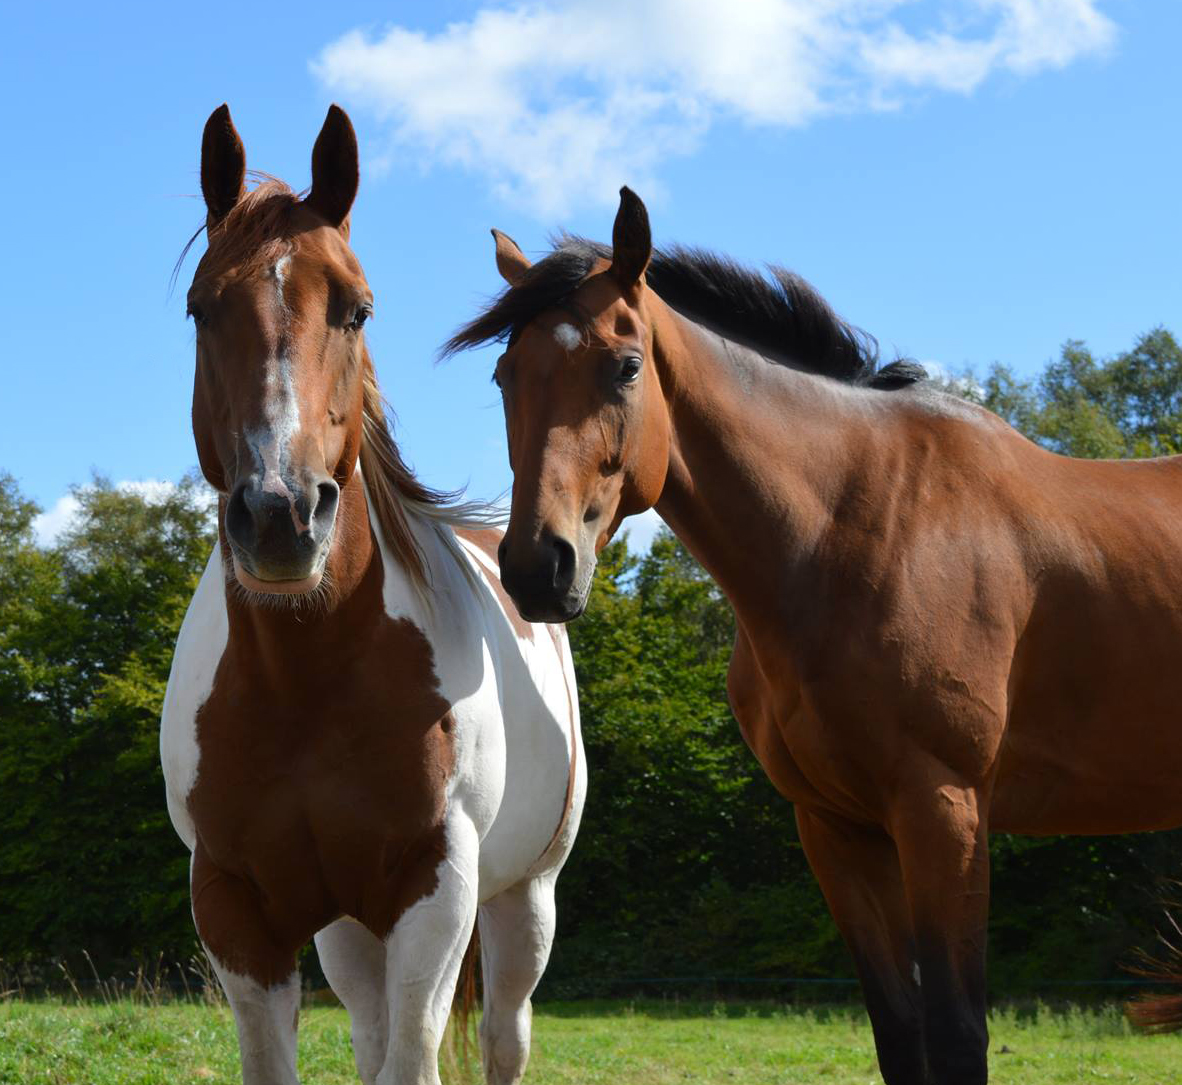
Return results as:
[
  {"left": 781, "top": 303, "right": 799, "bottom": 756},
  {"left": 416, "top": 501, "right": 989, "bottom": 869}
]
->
[
  {"left": 315, "top": 918, "right": 388, "bottom": 1085},
  {"left": 890, "top": 778, "right": 991, "bottom": 1085},
  {"left": 208, "top": 963, "right": 301, "bottom": 1085},
  {"left": 378, "top": 815, "right": 481, "bottom": 1085},
  {"left": 190, "top": 846, "right": 302, "bottom": 1085},
  {"left": 795, "top": 807, "right": 929, "bottom": 1085},
  {"left": 476, "top": 872, "right": 560, "bottom": 1085}
]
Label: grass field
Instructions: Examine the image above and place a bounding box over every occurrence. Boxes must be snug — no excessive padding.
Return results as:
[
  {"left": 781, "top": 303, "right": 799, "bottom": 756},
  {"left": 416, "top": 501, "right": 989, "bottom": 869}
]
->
[{"left": 2, "top": 998, "right": 1181, "bottom": 1084}]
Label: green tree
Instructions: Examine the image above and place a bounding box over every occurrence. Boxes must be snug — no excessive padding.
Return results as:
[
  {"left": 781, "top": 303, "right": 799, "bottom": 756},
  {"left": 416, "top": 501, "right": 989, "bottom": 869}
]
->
[
  {"left": 975, "top": 327, "right": 1182, "bottom": 458},
  {"left": 0, "top": 475, "right": 215, "bottom": 969}
]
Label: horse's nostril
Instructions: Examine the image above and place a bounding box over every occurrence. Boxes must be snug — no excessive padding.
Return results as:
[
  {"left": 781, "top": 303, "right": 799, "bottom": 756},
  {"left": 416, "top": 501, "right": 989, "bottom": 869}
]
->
[
  {"left": 550, "top": 535, "right": 576, "bottom": 593},
  {"left": 313, "top": 479, "right": 340, "bottom": 534},
  {"left": 242, "top": 484, "right": 292, "bottom": 524},
  {"left": 224, "top": 483, "right": 253, "bottom": 551}
]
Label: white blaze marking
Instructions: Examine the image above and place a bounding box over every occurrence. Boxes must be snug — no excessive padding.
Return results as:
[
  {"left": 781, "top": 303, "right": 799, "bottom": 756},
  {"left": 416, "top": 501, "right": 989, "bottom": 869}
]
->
[
  {"left": 254, "top": 358, "right": 300, "bottom": 493},
  {"left": 554, "top": 323, "right": 581, "bottom": 350},
  {"left": 246, "top": 255, "right": 305, "bottom": 532}
]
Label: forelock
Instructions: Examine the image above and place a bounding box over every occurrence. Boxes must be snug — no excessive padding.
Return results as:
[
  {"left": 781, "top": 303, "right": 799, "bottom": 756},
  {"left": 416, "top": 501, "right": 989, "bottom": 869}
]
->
[
  {"left": 186, "top": 177, "right": 302, "bottom": 290},
  {"left": 441, "top": 237, "right": 609, "bottom": 357}
]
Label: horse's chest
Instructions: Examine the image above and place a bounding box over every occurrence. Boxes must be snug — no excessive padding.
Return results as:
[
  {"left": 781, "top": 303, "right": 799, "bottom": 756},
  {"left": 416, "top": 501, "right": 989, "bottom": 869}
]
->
[
  {"left": 187, "top": 618, "right": 456, "bottom": 927},
  {"left": 726, "top": 630, "right": 895, "bottom": 821},
  {"left": 726, "top": 633, "right": 819, "bottom": 802}
]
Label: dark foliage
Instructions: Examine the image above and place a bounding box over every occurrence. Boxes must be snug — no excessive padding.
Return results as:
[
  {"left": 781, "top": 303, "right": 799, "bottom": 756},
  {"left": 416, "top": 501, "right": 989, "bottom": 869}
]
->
[{"left": 0, "top": 475, "right": 215, "bottom": 970}]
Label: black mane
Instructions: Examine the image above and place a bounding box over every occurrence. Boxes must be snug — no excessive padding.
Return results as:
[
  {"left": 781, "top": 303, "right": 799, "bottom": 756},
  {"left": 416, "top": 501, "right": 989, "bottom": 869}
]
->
[{"left": 443, "top": 237, "right": 924, "bottom": 390}]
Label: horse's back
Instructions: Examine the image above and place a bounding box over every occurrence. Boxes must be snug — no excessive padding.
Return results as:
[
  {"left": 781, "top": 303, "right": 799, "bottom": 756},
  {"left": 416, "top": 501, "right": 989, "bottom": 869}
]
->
[
  {"left": 991, "top": 450, "right": 1182, "bottom": 832},
  {"left": 882, "top": 404, "right": 1182, "bottom": 831}
]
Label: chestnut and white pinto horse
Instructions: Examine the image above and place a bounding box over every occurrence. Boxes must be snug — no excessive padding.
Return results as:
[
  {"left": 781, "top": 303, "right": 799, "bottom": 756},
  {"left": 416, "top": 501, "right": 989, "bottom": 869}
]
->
[{"left": 160, "top": 104, "right": 584, "bottom": 1085}]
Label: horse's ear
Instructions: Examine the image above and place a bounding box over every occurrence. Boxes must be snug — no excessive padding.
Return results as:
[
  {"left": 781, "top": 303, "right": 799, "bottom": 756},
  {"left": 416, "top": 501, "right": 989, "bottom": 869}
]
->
[
  {"left": 201, "top": 104, "right": 246, "bottom": 229},
  {"left": 307, "top": 104, "right": 359, "bottom": 229},
  {"left": 492, "top": 229, "right": 531, "bottom": 285},
  {"left": 610, "top": 186, "right": 651, "bottom": 290}
]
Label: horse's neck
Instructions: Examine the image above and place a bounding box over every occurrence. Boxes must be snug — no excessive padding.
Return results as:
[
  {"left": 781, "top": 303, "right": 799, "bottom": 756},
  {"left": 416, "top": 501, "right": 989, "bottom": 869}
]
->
[
  {"left": 219, "top": 465, "right": 465, "bottom": 695},
  {"left": 652, "top": 303, "right": 873, "bottom": 628},
  {"left": 221, "top": 467, "right": 385, "bottom": 665},
  {"left": 328, "top": 466, "right": 450, "bottom": 629}
]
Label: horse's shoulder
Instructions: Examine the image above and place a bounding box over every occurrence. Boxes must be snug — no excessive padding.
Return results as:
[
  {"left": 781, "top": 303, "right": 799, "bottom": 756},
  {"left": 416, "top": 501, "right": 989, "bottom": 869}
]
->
[{"left": 161, "top": 545, "right": 229, "bottom": 847}]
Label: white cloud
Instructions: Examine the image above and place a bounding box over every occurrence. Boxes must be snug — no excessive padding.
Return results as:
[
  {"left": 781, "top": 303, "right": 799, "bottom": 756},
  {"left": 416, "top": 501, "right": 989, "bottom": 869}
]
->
[
  {"left": 32, "top": 479, "right": 213, "bottom": 548},
  {"left": 117, "top": 479, "right": 183, "bottom": 505},
  {"left": 312, "top": 0, "right": 1115, "bottom": 216},
  {"left": 32, "top": 494, "right": 81, "bottom": 548}
]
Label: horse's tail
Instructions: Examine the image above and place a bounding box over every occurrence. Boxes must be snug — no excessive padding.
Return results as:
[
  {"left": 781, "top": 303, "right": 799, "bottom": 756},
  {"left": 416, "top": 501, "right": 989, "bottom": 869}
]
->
[
  {"left": 1129, "top": 992, "right": 1182, "bottom": 1031},
  {"left": 450, "top": 923, "right": 481, "bottom": 1066},
  {"left": 1127, "top": 907, "right": 1182, "bottom": 1031}
]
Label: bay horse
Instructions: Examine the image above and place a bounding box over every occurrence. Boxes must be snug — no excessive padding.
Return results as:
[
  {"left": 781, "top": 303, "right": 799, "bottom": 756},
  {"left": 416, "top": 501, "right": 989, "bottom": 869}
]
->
[
  {"left": 160, "top": 104, "right": 585, "bottom": 1085},
  {"left": 445, "top": 188, "right": 1182, "bottom": 1084}
]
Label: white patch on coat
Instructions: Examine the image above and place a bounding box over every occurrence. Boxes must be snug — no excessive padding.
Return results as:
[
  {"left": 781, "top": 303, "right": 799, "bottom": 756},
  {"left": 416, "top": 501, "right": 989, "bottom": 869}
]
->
[
  {"left": 553, "top": 322, "right": 581, "bottom": 351},
  {"left": 379, "top": 814, "right": 481, "bottom": 1082},
  {"left": 365, "top": 481, "right": 583, "bottom": 900},
  {"left": 477, "top": 873, "right": 561, "bottom": 1084},
  {"left": 456, "top": 536, "right": 534, "bottom": 645},
  {"left": 160, "top": 545, "right": 229, "bottom": 848},
  {"left": 313, "top": 919, "right": 389, "bottom": 1081}
]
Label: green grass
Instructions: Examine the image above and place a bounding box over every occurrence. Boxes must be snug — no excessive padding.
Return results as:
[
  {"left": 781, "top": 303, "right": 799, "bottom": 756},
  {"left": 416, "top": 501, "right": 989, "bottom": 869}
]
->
[{"left": 2, "top": 998, "right": 1180, "bottom": 1084}]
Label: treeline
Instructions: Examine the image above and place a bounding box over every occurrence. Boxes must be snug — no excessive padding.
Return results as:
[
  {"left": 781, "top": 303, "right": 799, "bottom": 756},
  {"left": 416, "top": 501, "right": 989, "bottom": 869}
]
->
[
  {"left": 0, "top": 482, "right": 213, "bottom": 966},
  {"left": 2, "top": 328, "right": 1181, "bottom": 997}
]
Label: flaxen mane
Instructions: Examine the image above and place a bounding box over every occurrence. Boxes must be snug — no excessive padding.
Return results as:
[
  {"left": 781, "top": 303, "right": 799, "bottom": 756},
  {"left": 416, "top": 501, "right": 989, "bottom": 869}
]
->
[
  {"left": 443, "top": 237, "right": 925, "bottom": 390},
  {"left": 359, "top": 359, "right": 503, "bottom": 592}
]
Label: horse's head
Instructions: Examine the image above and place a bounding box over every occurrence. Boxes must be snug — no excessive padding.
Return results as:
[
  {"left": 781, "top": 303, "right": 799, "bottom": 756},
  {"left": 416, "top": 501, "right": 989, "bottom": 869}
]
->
[
  {"left": 454, "top": 189, "right": 671, "bottom": 622},
  {"left": 187, "top": 104, "right": 372, "bottom": 596}
]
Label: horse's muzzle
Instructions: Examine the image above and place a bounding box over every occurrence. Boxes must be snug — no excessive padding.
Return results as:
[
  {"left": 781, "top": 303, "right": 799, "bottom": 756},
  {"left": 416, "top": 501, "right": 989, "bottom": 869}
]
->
[
  {"left": 224, "top": 476, "right": 339, "bottom": 591},
  {"left": 497, "top": 530, "right": 589, "bottom": 623}
]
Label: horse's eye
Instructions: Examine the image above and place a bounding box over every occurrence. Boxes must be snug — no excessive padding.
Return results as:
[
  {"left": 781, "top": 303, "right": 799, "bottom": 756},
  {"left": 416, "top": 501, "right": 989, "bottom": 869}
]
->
[
  {"left": 187, "top": 304, "right": 208, "bottom": 328},
  {"left": 492, "top": 370, "right": 502, "bottom": 389},
  {"left": 618, "top": 357, "right": 642, "bottom": 385},
  {"left": 350, "top": 305, "right": 373, "bottom": 331}
]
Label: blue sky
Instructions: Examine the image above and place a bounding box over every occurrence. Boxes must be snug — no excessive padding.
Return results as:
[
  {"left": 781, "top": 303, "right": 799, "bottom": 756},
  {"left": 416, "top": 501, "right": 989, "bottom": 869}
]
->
[{"left": 2, "top": 1, "right": 1178, "bottom": 547}]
